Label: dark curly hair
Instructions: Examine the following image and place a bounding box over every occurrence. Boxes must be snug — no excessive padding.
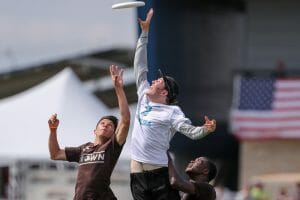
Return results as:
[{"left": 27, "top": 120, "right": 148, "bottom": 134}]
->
[{"left": 207, "top": 159, "right": 217, "bottom": 182}]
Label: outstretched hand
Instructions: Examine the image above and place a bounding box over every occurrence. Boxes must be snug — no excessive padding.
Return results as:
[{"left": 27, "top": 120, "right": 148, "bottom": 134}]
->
[
  {"left": 138, "top": 8, "right": 153, "bottom": 32},
  {"left": 203, "top": 115, "right": 216, "bottom": 133},
  {"left": 110, "top": 64, "right": 124, "bottom": 88},
  {"left": 48, "top": 113, "right": 59, "bottom": 130}
]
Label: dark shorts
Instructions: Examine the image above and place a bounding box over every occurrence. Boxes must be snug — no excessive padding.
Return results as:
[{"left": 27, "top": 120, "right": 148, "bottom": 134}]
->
[{"left": 130, "top": 167, "right": 180, "bottom": 200}]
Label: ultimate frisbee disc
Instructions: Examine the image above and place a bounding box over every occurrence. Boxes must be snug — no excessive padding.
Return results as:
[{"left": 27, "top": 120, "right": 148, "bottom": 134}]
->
[{"left": 112, "top": 1, "right": 145, "bottom": 9}]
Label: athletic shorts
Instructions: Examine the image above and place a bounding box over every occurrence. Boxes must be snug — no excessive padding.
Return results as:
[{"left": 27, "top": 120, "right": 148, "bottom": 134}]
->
[{"left": 130, "top": 167, "right": 180, "bottom": 200}]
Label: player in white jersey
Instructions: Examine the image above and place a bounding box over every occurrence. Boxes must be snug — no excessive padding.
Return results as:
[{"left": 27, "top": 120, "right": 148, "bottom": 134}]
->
[{"left": 130, "top": 8, "right": 217, "bottom": 200}]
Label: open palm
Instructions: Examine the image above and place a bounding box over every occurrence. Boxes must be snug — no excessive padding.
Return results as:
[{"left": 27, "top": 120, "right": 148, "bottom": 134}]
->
[{"left": 110, "top": 64, "right": 124, "bottom": 87}]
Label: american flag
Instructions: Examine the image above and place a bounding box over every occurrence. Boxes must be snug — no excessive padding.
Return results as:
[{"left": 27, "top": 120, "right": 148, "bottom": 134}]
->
[{"left": 230, "top": 75, "right": 300, "bottom": 140}]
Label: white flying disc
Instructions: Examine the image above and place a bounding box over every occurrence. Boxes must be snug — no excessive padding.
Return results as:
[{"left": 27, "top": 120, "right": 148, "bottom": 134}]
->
[{"left": 112, "top": 1, "right": 145, "bottom": 9}]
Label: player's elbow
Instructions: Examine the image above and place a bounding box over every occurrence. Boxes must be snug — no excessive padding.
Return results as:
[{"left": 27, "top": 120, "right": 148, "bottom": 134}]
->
[
  {"left": 49, "top": 150, "right": 62, "bottom": 160},
  {"left": 188, "top": 134, "right": 198, "bottom": 140},
  {"left": 50, "top": 154, "right": 58, "bottom": 160}
]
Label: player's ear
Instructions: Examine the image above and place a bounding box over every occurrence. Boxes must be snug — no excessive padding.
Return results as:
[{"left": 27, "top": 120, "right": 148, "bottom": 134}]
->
[
  {"left": 161, "top": 90, "right": 168, "bottom": 97},
  {"left": 203, "top": 168, "right": 209, "bottom": 175}
]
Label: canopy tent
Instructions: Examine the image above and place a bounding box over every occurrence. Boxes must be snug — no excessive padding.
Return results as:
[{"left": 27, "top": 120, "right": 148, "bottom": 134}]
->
[{"left": 0, "top": 68, "right": 133, "bottom": 159}]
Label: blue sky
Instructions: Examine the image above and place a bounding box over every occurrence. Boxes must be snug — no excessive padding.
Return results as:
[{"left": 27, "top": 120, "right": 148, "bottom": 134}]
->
[{"left": 0, "top": 0, "right": 137, "bottom": 73}]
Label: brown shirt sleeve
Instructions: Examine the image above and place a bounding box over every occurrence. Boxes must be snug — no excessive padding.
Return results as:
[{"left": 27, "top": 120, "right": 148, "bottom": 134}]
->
[{"left": 65, "top": 146, "right": 82, "bottom": 162}]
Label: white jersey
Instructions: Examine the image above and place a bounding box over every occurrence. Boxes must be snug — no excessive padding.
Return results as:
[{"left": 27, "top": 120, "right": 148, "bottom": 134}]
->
[
  {"left": 131, "top": 80, "right": 191, "bottom": 166},
  {"left": 131, "top": 31, "right": 209, "bottom": 166}
]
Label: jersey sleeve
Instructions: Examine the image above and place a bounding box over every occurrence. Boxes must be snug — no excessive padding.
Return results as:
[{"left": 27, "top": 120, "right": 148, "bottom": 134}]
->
[
  {"left": 134, "top": 31, "right": 150, "bottom": 97},
  {"left": 170, "top": 106, "right": 191, "bottom": 131},
  {"left": 171, "top": 107, "right": 209, "bottom": 140},
  {"left": 65, "top": 145, "right": 83, "bottom": 162}
]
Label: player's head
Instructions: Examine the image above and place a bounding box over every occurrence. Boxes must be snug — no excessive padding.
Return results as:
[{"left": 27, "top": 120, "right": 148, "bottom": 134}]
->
[
  {"left": 158, "top": 69, "right": 179, "bottom": 105},
  {"left": 94, "top": 116, "right": 118, "bottom": 138},
  {"left": 185, "top": 157, "right": 217, "bottom": 182},
  {"left": 146, "top": 69, "right": 179, "bottom": 105}
]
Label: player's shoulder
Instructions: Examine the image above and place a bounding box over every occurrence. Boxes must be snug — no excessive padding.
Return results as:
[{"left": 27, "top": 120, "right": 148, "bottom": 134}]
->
[
  {"left": 167, "top": 104, "right": 184, "bottom": 114},
  {"left": 193, "top": 182, "right": 216, "bottom": 199},
  {"left": 194, "top": 181, "right": 214, "bottom": 189}
]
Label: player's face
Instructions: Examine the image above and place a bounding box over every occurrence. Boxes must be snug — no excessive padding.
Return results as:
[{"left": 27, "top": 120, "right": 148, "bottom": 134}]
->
[
  {"left": 185, "top": 157, "right": 208, "bottom": 174},
  {"left": 94, "top": 119, "right": 115, "bottom": 138},
  {"left": 146, "top": 78, "right": 167, "bottom": 96}
]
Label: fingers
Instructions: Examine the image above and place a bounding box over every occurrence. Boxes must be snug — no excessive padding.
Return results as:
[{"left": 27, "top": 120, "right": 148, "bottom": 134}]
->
[
  {"left": 110, "top": 64, "right": 116, "bottom": 78},
  {"left": 119, "top": 68, "right": 124, "bottom": 79},
  {"left": 110, "top": 64, "right": 120, "bottom": 74},
  {"left": 48, "top": 119, "right": 59, "bottom": 125},
  {"left": 204, "top": 116, "right": 216, "bottom": 125},
  {"left": 110, "top": 64, "right": 124, "bottom": 77},
  {"left": 109, "top": 65, "right": 124, "bottom": 88},
  {"left": 146, "top": 8, "right": 154, "bottom": 22},
  {"left": 50, "top": 113, "right": 57, "bottom": 122},
  {"left": 110, "top": 64, "right": 117, "bottom": 75},
  {"left": 204, "top": 116, "right": 213, "bottom": 125},
  {"left": 203, "top": 116, "right": 216, "bottom": 133},
  {"left": 139, "top": 8, "right": 153, "bottom": 23},
  {"left": 204, "top": 115, "right": 209, "bottom": 121},
  {"left": 49, "top": 113, "right": 58, "bottom": 121},
  {"left": 49, "top": 113, "right": 59, "bottom": 130},
  {"left": 138, "top": 8, "right": 153, "bottom": 30},
  {"left": 205, "top": 124, "right": 216, "bottom": 133},
  {"left": 110, "top": 64, "right": 113, "bottom": 75}
]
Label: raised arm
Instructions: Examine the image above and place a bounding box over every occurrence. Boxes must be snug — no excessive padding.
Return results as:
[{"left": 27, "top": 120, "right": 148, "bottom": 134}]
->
[
  {"left": 110, "top": 65, "right": 130, "bottom": 145},
  {"left": 168, "top": 151, "right": 196, "bottom": 194},
  {"left": 48, "top": 114, "right": 66, "bottom": 160},
  {"left": 172, "top": 107, "right": 216, "bottom": 140},
  {"left": 134, "top": 8, "right": 154, "bottom": 87},
  {"left": 178, "top": 115, "right": 216, "bottom": 140}
]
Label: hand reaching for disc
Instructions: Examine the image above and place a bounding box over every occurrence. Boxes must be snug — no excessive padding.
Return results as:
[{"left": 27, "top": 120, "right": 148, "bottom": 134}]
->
[
  {"left": 138, "top": 8, "right": 153, "bottom": 33},
  {"left": 110, "top": 64, "right": 124, "bottom": 88}
]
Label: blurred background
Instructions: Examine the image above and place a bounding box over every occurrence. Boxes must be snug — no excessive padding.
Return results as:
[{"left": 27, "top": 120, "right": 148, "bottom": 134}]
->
[{"left": 1, "top": 0, "right": 300, "bottom": 199}]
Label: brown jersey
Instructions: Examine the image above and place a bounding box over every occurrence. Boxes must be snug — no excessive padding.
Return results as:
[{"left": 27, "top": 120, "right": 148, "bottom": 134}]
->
[
  {"left": 182, "top": 182, "right": 216, "bottom": 200},
  {"left": 65, "top": 136, "right": 123, "bottom": 200}
]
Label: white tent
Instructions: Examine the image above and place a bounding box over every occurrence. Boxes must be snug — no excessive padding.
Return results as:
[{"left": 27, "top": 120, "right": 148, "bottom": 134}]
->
[{"left": 0, "top": 68, "right": 133, "bottom": 159}]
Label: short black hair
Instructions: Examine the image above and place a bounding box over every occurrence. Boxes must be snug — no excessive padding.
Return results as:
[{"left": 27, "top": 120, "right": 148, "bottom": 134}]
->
[
  {"left": 96, "top": 115, "right": 118, "bottom": 131},
  {"left": 207, "top": 160, "right": 217, "bottom": 182}
]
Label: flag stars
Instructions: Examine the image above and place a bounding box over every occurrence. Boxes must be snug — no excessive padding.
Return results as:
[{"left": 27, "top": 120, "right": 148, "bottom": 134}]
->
[{"left": 238, "top": 77, "right": 274, "bottom": 110}]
